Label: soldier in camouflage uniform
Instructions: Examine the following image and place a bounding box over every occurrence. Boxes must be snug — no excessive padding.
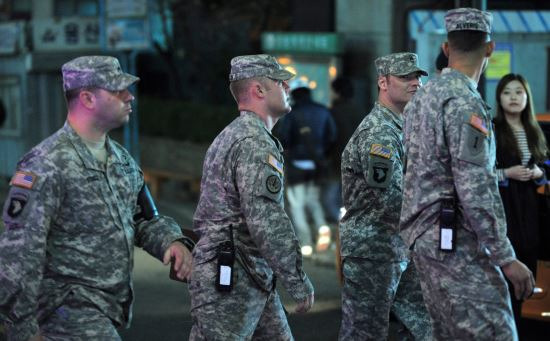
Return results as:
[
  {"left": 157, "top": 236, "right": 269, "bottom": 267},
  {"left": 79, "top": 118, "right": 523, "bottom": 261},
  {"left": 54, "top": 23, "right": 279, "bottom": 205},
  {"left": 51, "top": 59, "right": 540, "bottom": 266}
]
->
[
  {"left": 400, "top": 8, "right": 535, "bottom": 340},
  {"left": 0, "top": 56, "right": 194, "bottom": 341},
  {"left": 339, "top": 53, "right": 431, "bottom": 340},
  {"left": 189, "top": 54, "right": 314, "bottom": 340}
]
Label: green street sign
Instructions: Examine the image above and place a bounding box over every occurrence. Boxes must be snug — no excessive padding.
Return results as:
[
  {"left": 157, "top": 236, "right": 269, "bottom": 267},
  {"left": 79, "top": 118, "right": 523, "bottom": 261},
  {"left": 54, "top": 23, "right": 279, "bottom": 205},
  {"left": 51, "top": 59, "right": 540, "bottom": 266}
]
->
[{"left": 261, "top": 32, "right": 342, "bottom": 54}]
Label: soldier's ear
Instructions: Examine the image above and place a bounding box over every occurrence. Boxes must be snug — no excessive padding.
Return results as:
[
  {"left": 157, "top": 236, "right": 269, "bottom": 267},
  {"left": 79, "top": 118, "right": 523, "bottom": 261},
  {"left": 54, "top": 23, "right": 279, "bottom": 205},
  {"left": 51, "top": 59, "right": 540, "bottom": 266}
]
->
[
  {"left": 377, "top": 75, "right": 387, "bottom": 91},
  {"left": 441, "top": 42, "right": 450, "bottom": 58},
  {"left": 485, "top": 41, "right": 495, "bottom": 58},
  {"left": 79, "top": 89, "right": 96, "bottom": 109},
  {"left": 251, "top": 80, "right": 266, "bottom": 99}
]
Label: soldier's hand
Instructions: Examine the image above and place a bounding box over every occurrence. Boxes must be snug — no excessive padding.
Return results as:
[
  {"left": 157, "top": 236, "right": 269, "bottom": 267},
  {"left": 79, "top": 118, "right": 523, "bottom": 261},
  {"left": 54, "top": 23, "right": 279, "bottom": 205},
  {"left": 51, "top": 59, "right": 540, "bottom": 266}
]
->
[
  {"left": 505, "top": 165, "right": 532, "bottom": 181},
  {"left": 502, "top": 260, "right": 535, "bottom": 300},
  {"left": 295, "top": 293, "right": 314, "bottom": 313},
  {"left": 163, "top": 242, "right": 193, "bottom": 281}
]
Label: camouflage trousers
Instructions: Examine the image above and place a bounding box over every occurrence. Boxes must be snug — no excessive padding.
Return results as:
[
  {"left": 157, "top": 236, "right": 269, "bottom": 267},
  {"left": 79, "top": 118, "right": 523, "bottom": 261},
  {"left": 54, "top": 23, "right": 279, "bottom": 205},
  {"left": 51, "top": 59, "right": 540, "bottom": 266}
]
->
[
  {"left": 412, "top": 227, "right": 517, "bottom": 340},
  {"left": 33, "top": 299, "right": 120, "bottom": 341},
  {"left": 189, "top": 259, "right": 292, "bottom": 341},
  {"left": 339, "top": 257, "right": 431, "bottom": 341}
]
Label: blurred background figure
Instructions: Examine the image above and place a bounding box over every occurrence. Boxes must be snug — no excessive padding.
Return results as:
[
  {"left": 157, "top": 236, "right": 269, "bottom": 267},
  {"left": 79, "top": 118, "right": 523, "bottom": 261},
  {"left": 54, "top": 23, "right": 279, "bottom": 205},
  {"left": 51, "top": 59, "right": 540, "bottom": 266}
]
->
[
  {"left": 0, "top": 101, "right": 5, "bottom": 128},
  {"left": 324, "top": 77, "right": 365, "bottom": 224},
  {"left": 277, "top": 82, "right": 337, "bottom": 256},
  {"left": 434, "top": 47, "right": 448, "bottom": 74},
  {"left": 493, "top": 73, "right": 548, "bottom": 334}
]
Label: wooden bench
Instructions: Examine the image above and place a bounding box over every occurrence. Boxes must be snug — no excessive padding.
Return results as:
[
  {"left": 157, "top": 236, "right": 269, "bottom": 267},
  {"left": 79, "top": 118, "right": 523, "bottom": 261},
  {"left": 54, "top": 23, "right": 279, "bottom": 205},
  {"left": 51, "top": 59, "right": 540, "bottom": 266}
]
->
[{"left": 143, "top": 168, "right": 201, "bottom": 199}]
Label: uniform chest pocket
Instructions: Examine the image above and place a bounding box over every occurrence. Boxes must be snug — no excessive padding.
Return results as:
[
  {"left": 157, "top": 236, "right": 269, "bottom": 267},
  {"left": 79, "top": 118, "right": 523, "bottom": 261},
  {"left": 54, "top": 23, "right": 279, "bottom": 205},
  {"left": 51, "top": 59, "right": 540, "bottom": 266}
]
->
[
  {"left": 458, "top": 123, "right": 489, "bottom": 167},
  {"left": 112, "top": 164, "right": 140, "bottom": 194},
  {"left": 80, "top": 173, "right": 103, "bottom": 196}
]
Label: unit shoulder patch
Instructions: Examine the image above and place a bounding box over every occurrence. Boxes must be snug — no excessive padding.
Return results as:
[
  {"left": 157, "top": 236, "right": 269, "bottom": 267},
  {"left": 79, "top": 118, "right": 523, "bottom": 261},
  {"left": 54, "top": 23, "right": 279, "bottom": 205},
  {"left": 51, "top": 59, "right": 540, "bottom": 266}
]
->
[
  {"left": 266, "top": 174, "right": 282, "bottom": 194},
  {"left": 369, "top": 144, "right": 392, "bottom": 159},
  {"left": 366, "top": 156, "right": 393, "bottom": 188},
  {"left": 10, "top": 171, "right": 38, "bottom": 190},
  {"left": 7, "top": 196, "right": 27, "bottom": 218}
]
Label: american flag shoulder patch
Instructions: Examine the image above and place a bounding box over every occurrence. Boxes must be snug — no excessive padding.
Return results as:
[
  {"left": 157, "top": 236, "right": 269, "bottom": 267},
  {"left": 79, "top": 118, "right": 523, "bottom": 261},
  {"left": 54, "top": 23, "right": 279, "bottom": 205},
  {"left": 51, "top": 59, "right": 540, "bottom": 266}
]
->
[
  {"left": 469, "top": 114, "right": 488, "bottom": 136},
  {"left": 370, "top": 144, "right": 392, "bottom": 159},
  {"left": 10, "top": 171, "right": 37, "bottom": 190},
  {"left": 268, "top": 154, "right": 284, "bottom": 175}
]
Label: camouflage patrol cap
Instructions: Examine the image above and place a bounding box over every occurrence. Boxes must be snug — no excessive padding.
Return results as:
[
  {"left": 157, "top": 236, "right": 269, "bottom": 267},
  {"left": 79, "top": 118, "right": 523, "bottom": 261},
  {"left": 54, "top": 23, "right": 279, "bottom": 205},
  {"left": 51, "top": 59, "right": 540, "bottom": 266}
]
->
[
  {"left": 62, "top": 55, "right": 140, "bottom": 92},
  {"left": 375, "top": 52, "right": 428, "bottom": 77},
  {"left": 445, "top": 8, "right": 493, "bottom": 34},
  {"left": 229, "top": 54, "right": 294, "bottom": 82}
]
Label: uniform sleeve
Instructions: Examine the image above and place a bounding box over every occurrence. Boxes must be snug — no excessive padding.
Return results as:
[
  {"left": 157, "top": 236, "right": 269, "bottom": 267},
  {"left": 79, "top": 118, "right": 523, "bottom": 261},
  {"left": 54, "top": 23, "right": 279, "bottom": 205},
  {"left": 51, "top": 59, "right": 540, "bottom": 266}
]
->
[
  {"left": 132, "top": 176, "right": 189, "bottom": 261},
  {"left": 0, "top": 165, "right": 61, "bottom": 340},
  {"left": 234, "top": 138, "right": 314, "bottom": 302},
  {"left": 134, "top": 215, "right": 188, "bottom": 261},
  {"left": 443, "top": 100, "right": 516, "bottom": 266}
]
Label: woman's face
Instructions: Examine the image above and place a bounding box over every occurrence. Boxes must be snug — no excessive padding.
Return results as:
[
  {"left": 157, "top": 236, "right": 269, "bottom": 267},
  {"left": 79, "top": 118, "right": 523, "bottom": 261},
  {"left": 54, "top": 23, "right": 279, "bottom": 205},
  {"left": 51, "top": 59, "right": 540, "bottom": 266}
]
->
[{"left": 499, "top": 80, "right": 528, "bottom": 116}]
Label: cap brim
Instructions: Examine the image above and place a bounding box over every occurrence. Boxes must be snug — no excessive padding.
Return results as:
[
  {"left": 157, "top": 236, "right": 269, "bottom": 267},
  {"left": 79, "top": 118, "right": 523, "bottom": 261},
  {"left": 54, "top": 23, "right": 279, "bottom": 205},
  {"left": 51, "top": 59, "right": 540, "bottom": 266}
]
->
[
  {"left": 105, "top": 73, "right": 140, "bottom": 91},
  {"left": 270, "top": 69, "right": 295, "bottom": 81}
]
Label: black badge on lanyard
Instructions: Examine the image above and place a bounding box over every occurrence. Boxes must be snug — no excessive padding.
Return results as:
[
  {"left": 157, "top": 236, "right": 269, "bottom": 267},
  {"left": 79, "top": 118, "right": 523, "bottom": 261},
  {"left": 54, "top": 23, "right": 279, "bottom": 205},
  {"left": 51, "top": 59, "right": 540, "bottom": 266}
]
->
[{"left": 439, "top": 205, "right": 456, "bottom": 252}]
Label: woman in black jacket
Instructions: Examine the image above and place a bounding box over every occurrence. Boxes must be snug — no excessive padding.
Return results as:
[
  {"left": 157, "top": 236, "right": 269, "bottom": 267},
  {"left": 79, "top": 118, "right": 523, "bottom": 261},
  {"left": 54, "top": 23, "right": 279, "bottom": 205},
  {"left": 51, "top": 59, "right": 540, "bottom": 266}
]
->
[{"left": 494, "top": 73, "right": 548, "bottom": 329}]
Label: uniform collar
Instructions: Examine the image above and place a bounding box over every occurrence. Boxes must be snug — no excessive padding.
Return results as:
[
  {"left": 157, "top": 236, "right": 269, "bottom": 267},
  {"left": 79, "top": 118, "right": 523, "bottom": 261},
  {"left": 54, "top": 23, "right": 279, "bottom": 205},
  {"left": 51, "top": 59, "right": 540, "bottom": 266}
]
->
[
  {"left": 441, "top": 67, "right": 479, "bottom": 94},
  {"left": 441, "top": 68, "right": 492, "bottom": 112},
  {"left": 375, "top": 101, "right": 403, "bottom": 130},
  {"left": 240, "top": 110, "right": 283, "bottom": 153},
  {"left": 62, "top": 121, "right": 128, "bottom": 171}
]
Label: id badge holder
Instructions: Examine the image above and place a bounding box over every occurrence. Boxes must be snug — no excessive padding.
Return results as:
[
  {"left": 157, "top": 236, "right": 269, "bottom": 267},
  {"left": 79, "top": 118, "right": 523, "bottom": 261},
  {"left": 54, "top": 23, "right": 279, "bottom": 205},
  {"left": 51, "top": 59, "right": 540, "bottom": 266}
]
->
[
  {"left": 216, "top": 241, "right": 235, "bottom": 292},
  {"left": 439, "top": 206, "right": 456, "bottom": 252}
]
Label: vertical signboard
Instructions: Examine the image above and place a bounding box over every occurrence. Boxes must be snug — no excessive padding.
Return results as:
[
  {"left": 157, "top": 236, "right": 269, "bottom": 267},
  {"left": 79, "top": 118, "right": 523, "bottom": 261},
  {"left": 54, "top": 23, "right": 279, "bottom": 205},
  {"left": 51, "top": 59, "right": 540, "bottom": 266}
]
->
[
  {"left": 0, "top": 21, "right": 24, "bottom": 54},
  {"left": 487, "top": 42, "right": 513, "bottom": 81},
  {"left": 105, "top": 0, "right": 150, "bottom": 50}
]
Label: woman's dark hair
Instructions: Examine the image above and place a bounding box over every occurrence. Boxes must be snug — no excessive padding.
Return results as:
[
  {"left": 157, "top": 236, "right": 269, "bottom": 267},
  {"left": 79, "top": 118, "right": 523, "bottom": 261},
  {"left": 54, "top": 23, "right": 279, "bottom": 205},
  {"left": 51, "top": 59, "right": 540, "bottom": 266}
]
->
[
  {"left": 435, "top": 48, "right": 448, "bottom": 72},
  {"left": 494, "top": 73, "right": 548, "bottom": 162}
]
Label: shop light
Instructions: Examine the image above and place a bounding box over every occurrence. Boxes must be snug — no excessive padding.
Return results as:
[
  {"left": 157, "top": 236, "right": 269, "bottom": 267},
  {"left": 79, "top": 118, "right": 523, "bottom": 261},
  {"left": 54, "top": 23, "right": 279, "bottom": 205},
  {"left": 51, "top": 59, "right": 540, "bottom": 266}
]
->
[
  {"left": 278, "top": 56, "right": 292, "bottom": 65},
  {"left": 329, "top": 66, "right": 338, "bottom": 79}
]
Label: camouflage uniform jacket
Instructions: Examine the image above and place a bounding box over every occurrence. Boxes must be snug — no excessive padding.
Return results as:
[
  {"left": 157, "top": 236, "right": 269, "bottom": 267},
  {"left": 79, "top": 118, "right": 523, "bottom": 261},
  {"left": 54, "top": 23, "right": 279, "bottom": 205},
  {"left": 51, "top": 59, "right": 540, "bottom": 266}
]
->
[
  {"left": 193, "top": 111, "right": 314, "bottom": 302},
  {"left": 340, "top": 102, "right": 408, "bottom": 261},
  {"left": 400, "top": 68, "right": 516, "bottom": 266},
  {"left": 0, "top": 122, "right": 186, "bottom": 340}
]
